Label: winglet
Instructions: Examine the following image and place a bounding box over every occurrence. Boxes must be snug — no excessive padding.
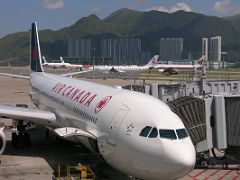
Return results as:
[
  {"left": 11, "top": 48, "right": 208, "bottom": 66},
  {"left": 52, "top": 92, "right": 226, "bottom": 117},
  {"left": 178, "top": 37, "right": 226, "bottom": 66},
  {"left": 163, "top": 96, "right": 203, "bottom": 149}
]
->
[
  {"left": 42, "top": 56, "right": 48, "bottom": 64},
  {"left": 60, "top": 56, "right": 64, "bottom": 63},
  {"left": 30, "top": 22, "right": 43, "bottom": 72}
]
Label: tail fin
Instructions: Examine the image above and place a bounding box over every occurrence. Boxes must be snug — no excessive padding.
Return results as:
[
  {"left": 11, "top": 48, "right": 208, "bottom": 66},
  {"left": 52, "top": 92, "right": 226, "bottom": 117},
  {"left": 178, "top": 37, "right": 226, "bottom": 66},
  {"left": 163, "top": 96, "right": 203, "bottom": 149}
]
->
[
  {"left": 146, "top": 55, "right": 159, "bottom": 66},
  {"left": 195, "top": 55, "right": 206, "bottom": 65},
  {"left": 30, "top": 22, "right": 43, "bottom": 72},
  {"left": 60, "top": 56, "right": 64, "bottom": 63},
  {"left": 42, "top": 56, "right": 48, "bottom": 64}
]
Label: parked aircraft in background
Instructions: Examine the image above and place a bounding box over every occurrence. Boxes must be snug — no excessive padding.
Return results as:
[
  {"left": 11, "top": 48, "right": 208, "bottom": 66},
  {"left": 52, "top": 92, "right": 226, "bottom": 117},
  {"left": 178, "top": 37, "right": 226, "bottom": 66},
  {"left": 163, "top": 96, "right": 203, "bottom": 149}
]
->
[
  {"left": 0, "top": 22, "right": 195, "bottom": 180},
  {"left": 42, "top": 56, "right": 83, "bottom": 70},
  {"left": 42, "top": 56, "right": 65, "bottom": 68},
  {"left": 151, "top": 55, "right": 206, "bottom": 74},
  {"left": 87, "top": 55, "right": 159, "bottom": 73}
]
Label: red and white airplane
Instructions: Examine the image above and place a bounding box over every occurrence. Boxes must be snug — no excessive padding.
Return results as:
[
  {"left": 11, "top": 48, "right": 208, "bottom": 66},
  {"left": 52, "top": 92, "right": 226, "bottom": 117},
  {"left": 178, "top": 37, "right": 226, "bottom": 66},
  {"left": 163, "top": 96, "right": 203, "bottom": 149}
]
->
[
  {"left": 151, "top": 56, "right": 205, "bottom": 73},
  {"left": 88, "top": 55, "right": 159, "bottom": 73},
  {"left": 43, "top": 56, "right": 83, "bottom": 70},
  {"left": 0, "top": 22, "right": 195, "bottom": 180}
]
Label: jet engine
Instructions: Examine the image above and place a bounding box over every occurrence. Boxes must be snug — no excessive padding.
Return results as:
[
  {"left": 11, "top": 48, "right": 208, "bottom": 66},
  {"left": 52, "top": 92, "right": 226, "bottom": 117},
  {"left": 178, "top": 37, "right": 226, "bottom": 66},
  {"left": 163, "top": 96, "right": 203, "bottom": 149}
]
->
[{"left": 0, "top": 127, "right": 6, "bottom": 154}]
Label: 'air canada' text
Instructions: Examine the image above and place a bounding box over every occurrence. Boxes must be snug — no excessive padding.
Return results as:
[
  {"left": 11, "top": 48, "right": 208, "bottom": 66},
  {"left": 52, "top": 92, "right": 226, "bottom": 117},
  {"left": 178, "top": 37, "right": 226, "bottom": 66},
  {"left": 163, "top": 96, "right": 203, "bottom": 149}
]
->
[{"left": 52, "top": 82, "right": 97, "bottom": 107}]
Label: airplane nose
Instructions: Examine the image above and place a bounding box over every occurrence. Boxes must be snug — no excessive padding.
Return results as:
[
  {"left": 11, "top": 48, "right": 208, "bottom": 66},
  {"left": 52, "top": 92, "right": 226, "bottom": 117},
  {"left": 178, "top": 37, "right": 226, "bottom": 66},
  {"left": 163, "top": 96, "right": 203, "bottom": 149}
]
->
[
  {"left": 178, "top": 151, "right": 195, "bottom": 175},
  {"left": 179, "top": 146, "right": 195, "bottom": 166},
  {"left": 168, "top": 142, "right": 196, "bottom": 178}
]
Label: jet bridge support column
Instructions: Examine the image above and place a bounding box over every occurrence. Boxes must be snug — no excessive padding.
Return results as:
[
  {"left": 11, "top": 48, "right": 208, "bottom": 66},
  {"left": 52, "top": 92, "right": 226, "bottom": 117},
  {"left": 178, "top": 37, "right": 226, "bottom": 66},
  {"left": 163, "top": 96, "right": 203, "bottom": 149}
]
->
[
  {"left": 151, "top": 84, "right": 159, "bottom": 99},
  {"left": 213, "top": 95, "right": 227, "bottom": 149},
  {"left": 145, "top": 84, "right": 150, "bottom": 95}
]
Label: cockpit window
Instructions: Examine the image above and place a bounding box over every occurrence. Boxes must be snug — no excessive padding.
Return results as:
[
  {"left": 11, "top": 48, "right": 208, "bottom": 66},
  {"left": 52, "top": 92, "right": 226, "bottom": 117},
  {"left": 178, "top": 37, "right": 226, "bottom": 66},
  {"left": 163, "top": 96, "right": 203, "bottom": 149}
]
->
[
  {"left": 148, "top": 127, "right": 158, "bottom": 138},
  {"left": 176, "top": 128, "right": 188, "bottom": 139},
  {"left": 159, "top": 129, "right": 177, "bottom": 140},
  {"left": 139, "top": 126, "right": 152, "bottom": 137}
]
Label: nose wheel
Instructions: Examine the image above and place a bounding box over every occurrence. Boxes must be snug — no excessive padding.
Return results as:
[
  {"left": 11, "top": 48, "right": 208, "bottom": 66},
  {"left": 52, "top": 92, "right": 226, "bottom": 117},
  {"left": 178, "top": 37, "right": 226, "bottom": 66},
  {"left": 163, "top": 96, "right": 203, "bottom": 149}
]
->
[{"left": 12, "top": 120, "right": 31, "bottom": 147}]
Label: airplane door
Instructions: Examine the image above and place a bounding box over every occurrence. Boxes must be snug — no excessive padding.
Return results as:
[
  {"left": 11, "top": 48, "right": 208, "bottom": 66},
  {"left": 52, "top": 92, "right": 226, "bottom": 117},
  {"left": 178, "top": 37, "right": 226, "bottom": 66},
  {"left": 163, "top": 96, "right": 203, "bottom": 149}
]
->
[{"left": 107, "top": 109, "right": 128, "bottom": 146}]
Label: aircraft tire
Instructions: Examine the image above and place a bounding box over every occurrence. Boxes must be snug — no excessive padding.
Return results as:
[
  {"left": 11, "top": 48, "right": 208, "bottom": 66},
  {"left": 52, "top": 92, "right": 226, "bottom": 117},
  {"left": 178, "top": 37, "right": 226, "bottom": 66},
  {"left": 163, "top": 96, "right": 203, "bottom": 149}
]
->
[
  {"left": 12, "top": 132, "right": 18, "bottom": 146},
  {"left": 24, "top": 133, "right": 31, "bottom": 147}
]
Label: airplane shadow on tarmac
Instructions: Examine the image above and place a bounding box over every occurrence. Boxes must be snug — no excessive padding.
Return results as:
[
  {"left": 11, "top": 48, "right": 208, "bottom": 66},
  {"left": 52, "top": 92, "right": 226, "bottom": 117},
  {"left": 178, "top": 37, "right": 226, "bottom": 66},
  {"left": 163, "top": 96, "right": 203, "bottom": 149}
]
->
[{"left": 3, "top": 126, "right": 129, "bottom": 180}]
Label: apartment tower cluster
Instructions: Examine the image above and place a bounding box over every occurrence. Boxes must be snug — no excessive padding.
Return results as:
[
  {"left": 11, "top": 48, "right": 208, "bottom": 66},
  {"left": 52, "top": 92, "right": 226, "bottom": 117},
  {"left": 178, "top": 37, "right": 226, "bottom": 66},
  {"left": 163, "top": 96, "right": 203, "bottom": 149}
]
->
[
  {"left": 68, "top": 38, "right": 141, "bottom": 65},
  {"left": 202, "top": 36, "right": 222, "bottom": 62}
]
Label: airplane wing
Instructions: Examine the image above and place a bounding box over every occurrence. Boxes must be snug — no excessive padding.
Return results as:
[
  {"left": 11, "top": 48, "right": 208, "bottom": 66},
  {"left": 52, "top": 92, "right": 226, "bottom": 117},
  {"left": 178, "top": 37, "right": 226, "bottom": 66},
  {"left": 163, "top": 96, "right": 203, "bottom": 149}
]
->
[
  {"left": 0, "top": 72, "right": 29, "bottom": 79},
  {"left": 60, "top": 69, "right": 92, "bottom": 77},
  {"left": 0, "top": 104, "right": 56, "bottom": 126},
  {"left": 0, "top": 105, "right": 95, "bottom": 139},
  {"left": 54, "top": 127, "right": 96, "bottom": 139},
  {"left": 0, "top": 70, "right": 91, "bottom": 79}
]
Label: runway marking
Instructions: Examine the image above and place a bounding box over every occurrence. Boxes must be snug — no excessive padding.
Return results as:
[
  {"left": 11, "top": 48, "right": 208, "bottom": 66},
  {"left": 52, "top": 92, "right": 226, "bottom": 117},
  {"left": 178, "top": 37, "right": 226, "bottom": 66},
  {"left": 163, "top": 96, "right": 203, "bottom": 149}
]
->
[
  {"left": 232, "top": 174, "right": 240, "bottom": 180},
  {"left": 217, "top": 170, "right": 235, "bottom": 180},
  {"left": 186, "top": 165, "right": 240, "bottom": 180},
  {"left": 188, "top": 169, "right": 208, "bottom": 178},
  {"left": 203, "top": 169, "right": 220, "bottom": 179}
]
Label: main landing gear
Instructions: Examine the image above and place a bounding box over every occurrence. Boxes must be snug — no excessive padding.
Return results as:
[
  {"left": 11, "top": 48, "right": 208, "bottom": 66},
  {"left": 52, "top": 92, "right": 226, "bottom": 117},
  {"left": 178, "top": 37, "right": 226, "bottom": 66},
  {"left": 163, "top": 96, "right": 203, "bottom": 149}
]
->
[{"left": 12, "top": 120, "right": 31, "bottom": 147}]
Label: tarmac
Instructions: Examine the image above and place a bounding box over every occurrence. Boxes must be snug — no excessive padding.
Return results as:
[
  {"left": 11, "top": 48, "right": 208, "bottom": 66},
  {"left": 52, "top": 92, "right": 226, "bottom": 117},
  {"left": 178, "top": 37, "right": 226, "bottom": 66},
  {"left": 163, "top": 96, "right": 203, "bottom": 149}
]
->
[{"left": 0, "top": 67, "right": 240, "bottom": 180}]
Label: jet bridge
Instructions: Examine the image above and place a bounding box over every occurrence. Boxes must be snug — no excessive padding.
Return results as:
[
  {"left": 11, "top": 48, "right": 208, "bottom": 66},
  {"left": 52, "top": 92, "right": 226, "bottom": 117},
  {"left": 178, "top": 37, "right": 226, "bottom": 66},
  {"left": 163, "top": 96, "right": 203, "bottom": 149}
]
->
[
  {"left": 168, "top": 95, "right": 240, "bottom": 164},
  {"left": 225, "top": 97, "right": 240, "bottom": 147},
  {"left": 168, "top": 96, "right": 206, "bottom": 146}
]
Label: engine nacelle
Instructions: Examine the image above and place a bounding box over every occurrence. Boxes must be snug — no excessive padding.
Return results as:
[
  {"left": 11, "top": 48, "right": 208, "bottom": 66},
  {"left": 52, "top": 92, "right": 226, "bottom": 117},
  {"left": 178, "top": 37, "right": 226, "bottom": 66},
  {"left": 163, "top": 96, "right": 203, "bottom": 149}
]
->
[{"left": 0, "top": 127, "right": 6, "bottom": 154}]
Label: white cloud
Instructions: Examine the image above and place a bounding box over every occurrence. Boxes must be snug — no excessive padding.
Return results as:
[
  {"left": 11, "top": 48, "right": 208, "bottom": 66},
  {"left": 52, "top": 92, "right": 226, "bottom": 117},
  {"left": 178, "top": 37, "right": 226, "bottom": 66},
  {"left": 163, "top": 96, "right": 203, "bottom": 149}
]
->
[
  {"left": 145, "top": 2, "right": 192, "bottom": 13},
  {"left": 169, "top": 2, "right": 192, "bottom": 13},
  {"left": 213, "top": 0, "right": 231, "bottom": 13},
  {"left": 92, "top": 6, "right": 101, "bottom": 14},
  {"left": 146, "top": 6, "right": 168, "bottom": 13},
  {"left": 212, "top": 0, "right": 240, "bottom": 15},
  {"left": 42, "top": 0, "right": 64, "bottom": 10}
]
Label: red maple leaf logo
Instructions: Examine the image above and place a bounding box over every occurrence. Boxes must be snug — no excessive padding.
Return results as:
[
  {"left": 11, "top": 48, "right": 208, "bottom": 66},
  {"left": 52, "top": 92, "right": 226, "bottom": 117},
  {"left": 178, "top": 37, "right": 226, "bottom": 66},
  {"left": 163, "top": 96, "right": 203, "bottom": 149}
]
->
[
  {"left": 95, "top": 96, "right": 112, "bottom": 113},
  {"left": 32, "top": 48, "right": 37, "bottom": 60},
  {"left": 152, "top": 57, "right": 158, "bottom": 65}
]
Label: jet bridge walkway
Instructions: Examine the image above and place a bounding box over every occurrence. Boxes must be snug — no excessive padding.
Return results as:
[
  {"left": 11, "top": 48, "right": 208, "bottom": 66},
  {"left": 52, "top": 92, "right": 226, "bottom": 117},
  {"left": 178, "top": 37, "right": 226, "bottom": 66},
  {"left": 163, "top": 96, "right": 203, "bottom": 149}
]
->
[
  {"left": 168, "top": 95, "right": 240, "bottom": 168},
  {"left": 225, "top": 97, "right": 240, "bottom": 147},
  {"left": 168, "top": 96, "right": 206, "bottom": 145}
]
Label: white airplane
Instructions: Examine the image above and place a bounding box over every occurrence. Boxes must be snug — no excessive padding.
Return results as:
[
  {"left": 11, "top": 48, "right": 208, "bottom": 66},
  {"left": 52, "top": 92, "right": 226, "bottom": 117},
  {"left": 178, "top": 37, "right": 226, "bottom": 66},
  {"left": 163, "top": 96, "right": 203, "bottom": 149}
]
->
[
  {"left": 88, "top": 55, "right": 159, "bottom": 73},
  {"left": 42, "top": 56, "right": 65, "bottom": 68},
  {"left": 151, "top": 56, "right": 205, "bottom": 73},
  {"left": 0, "top": 22, "right": 195, "bottom": 180},
  {"left": 43, "top": 56, "right": 83, "bottom": 70}
]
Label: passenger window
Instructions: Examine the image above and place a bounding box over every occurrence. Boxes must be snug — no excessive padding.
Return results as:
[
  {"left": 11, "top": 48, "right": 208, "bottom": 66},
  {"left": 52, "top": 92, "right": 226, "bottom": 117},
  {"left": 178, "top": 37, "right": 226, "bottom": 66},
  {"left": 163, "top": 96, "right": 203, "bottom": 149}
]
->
[
  {"left": 139, "top": 126, "right": 152, "bottom": 137},
  {"left": 159, "top": 129, "right": 177, "bottom": 140},
  {"left": 176, "top": 128, "right": 188, "bottom": 139},
  {"left": 148, "top": 128, "right": 158, "bottom": 138}
]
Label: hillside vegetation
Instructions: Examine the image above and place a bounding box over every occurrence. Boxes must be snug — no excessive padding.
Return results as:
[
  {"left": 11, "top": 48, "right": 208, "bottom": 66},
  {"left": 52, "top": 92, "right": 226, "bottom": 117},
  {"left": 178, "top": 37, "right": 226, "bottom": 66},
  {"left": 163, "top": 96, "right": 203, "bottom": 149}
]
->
[{"left": 0, "top": 8, "right": 240, "bottom": 63}]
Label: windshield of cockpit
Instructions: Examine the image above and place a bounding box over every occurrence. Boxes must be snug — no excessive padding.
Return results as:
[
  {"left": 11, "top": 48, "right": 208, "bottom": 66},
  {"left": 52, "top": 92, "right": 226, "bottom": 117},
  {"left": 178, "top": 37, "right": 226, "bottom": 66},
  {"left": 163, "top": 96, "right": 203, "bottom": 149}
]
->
[{"left": 139, "top": 126, "right": 189, "bottom": 140}]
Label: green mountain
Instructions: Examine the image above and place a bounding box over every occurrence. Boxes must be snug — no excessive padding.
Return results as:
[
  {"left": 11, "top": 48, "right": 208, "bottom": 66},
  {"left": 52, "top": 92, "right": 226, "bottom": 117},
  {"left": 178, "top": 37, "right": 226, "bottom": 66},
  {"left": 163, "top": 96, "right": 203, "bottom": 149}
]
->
[
  {"left": 225, "top": 14, "right": 240, "bottom": 30},
  {"left": 0, "top": 8, "right": 240, "bottom": 64}
]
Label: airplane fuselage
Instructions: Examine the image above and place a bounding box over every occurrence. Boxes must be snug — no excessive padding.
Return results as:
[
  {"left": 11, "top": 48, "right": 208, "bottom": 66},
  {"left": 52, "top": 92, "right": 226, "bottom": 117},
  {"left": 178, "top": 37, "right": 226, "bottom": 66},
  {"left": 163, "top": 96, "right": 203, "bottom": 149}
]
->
[
  {"left": 43, "top": 62, "right": 83, "bottom": 69},
  {"left": 88, "top": 65, "right": 150, "bottom": 73},
  {"left": 29, "top": 72, "right": 195, "bottom": 180},
  {"left": 153, "top": 64, "right": 202, "bottom": 72}
]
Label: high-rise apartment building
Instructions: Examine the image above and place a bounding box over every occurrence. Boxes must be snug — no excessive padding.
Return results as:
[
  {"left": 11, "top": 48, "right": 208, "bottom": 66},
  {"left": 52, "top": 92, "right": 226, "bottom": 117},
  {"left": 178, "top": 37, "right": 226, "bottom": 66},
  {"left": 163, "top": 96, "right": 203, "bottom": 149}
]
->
[
  {"left": 159, "top": 38, "right": 183, "bottom": 61},
  {"left": 209, "top": 36, "right": 222, "bottom": 61},
  {"left": 101, "top": 38, "right": 141, "bottom": 65},
  {"left": 68, "top": 39, "right": 92, "bottom": 59},
  {"left": 202, "top": 38, "right": 208, "bottom": 61}
]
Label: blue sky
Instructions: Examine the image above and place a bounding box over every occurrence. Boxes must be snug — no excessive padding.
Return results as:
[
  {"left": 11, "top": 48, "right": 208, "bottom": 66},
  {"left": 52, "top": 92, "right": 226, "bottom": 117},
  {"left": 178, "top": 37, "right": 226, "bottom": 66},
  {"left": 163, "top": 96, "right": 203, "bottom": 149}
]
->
[{"left": 0, "top": 0, "right": 239, "bottom": 38}]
